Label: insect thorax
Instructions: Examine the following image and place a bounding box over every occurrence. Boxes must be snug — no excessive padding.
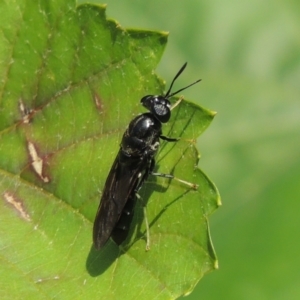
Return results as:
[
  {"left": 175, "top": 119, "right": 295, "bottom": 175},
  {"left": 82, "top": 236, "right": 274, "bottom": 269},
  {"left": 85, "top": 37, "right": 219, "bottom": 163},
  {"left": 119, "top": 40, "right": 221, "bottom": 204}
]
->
[{"left": 121, "top": 113, "right": 162, "bottom": 158}]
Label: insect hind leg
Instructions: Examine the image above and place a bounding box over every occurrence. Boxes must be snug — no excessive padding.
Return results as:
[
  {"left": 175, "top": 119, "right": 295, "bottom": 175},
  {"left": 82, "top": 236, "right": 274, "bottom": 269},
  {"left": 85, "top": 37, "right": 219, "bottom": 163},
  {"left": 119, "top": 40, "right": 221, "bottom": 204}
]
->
[
  {"left": 136, "top": 170, "right": 198, "bottom": 251},
  {"left": 135, "top": 193, "right": 151, "bottom": 251}
]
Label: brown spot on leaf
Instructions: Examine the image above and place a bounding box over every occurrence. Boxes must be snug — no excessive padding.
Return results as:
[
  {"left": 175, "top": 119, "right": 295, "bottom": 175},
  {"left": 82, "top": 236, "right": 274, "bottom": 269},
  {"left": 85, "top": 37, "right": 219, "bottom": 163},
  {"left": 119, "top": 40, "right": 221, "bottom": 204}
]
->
[
  {"left": 3, "top": 192, "right": 31, "bottom": 221},
  {"left": 94, "top": 93, "right": 104, "bottom": 113},
  {"left": 27, "top": 141, "right": 50, "bottom": 183},
  {"left": 18, "top": 98, "right": 34, "bottom": 124}
]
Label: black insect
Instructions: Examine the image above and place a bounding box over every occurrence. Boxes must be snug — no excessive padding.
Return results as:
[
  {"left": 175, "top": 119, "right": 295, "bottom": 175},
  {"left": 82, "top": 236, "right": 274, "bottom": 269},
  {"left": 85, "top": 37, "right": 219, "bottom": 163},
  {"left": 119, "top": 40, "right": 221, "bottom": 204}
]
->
[{"left": 93, "top": 63, "right": 201, "bottom": 250}]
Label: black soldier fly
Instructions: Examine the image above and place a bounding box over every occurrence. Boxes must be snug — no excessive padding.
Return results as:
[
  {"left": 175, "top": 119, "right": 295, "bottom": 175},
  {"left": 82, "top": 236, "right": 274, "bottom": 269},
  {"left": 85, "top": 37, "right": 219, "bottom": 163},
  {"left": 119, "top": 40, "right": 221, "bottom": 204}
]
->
[{"left": 93, "top": 63, "right": 201, "bottom": 251}]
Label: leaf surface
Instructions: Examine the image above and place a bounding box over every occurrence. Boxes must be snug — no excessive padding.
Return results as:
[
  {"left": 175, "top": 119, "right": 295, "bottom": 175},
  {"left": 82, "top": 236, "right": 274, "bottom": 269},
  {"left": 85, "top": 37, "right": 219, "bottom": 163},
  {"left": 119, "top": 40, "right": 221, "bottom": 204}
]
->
[{"left": 0, "top": 1, "right": 219, "bottom": 299}]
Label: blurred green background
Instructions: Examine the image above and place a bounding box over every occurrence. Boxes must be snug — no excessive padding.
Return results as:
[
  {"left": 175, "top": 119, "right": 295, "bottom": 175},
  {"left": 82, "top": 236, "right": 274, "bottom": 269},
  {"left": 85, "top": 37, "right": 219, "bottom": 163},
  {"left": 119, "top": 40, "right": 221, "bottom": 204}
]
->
[{"left": 100, "top": 0, "right": 300, "bottom": 299}]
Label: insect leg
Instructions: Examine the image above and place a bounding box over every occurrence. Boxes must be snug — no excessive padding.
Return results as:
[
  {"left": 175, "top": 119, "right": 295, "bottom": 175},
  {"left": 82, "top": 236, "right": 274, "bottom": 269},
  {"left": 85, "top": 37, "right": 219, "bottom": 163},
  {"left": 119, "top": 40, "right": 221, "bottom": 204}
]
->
[
  {"left": 135, "top": 193, "right": 151, "bottom": 251},
  {"left": 151, "top": 171, "right": 199, "bottom": 190},
  {"left": 160, "top": 135, "right": 179, "bottom": 142},
  {"left": 129, "top": 159, "right": 154, "bottom": 251},
  {"left": 170, "top": 96, "right": 183, "bottom": 110}
]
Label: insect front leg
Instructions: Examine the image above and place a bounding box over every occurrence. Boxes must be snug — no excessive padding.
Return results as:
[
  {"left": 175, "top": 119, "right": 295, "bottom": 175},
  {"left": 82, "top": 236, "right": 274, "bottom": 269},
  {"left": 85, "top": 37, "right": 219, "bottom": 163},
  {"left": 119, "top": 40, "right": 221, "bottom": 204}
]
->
[
  {"left": 170, "top": 96, "right": 183, "bottom": 111},
  {"left": 160, "top": 135, "right": 179, "bottom": 142}
]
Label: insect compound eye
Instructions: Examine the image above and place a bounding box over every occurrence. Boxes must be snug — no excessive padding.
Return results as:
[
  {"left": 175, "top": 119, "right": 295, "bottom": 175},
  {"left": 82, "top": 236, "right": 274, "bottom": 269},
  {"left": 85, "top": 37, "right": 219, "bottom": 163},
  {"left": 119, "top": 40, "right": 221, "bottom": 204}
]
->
[{"left": 152, "top": 97, "right": 171, "bottom": 123}]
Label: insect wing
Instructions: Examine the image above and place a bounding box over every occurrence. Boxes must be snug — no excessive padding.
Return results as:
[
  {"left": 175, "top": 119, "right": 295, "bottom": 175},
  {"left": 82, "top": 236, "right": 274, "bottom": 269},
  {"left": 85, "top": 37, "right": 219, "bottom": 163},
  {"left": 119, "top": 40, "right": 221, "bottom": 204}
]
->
[
  {"left": 110, "top": 191, "right": 136, "bottom": 245},
  {"left": 93, "top": 151, "right": 145, "bottom": 250}
]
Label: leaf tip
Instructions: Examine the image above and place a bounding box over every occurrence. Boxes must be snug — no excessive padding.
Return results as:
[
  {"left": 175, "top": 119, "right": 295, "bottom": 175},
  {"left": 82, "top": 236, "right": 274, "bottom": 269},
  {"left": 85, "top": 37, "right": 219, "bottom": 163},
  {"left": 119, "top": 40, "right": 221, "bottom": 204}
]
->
[
  {"left": 210, "top": 110, "right": 217, "bottom": 117},
  {"left": 214, "top": 259, "right": 219, "bottom": 269}
]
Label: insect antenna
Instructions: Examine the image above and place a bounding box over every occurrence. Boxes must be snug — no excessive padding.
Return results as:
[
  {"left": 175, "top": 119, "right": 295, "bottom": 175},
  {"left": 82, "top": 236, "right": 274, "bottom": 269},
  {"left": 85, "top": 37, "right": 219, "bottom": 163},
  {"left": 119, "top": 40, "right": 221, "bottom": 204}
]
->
[{"left": 164, "top": 62, "right": 201, "bottom": 99}]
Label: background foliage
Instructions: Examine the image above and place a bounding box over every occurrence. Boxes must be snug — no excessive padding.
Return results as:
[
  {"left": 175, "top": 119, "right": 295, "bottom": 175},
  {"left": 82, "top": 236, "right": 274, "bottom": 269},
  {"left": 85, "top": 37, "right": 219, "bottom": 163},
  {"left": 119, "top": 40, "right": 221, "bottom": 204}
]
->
[{"left": 100, "top": 0, "right": 300, "bottom": 299}]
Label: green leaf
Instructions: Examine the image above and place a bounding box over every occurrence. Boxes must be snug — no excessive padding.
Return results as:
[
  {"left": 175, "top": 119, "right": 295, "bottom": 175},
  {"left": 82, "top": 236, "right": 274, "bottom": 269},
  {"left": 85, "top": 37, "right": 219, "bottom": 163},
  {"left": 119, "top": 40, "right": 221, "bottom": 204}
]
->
[{"left": 0, "top": 1, "right": 219, "bottom": 299}]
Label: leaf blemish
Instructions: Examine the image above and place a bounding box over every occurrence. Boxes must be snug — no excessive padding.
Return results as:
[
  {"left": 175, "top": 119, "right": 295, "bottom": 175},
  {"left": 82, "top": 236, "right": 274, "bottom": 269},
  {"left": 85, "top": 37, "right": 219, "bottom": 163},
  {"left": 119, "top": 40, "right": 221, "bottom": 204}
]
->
[
  {"left": 35, "top": 275, "right": 60, "bottom": 284},
  {"left": 3, "top": 192, "right": 31, "bottom": 221},
  {"left": 18, "top": 99, "right": 34, "bottom": 124},
  {"left": 94, "top": 92, "right": 104, "bottom": 113},
  {"left": 27, "top": 141, "right": 50, "bottom": 183}
]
